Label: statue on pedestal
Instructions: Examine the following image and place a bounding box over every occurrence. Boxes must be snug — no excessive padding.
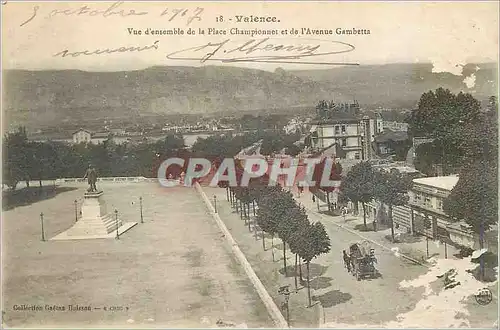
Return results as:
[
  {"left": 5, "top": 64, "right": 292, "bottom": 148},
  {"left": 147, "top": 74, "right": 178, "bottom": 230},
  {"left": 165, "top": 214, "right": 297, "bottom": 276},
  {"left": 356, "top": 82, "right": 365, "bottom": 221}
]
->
[{"left": 83, "top": 164, "right": 98, "bottom": 192}]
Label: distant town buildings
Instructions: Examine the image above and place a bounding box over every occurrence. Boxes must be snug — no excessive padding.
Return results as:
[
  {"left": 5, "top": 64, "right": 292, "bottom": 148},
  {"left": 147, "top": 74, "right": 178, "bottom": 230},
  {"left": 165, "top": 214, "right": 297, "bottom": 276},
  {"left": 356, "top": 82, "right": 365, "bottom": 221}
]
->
[
  {"left": 72, "top": 129, "right": 111, "bottom": 145},
  {"left": 308, "top": 111, "right": 383, "bottom": 161},
  {"left": 309, "top": 113, "right": 364, "bottom": 160},
  {"left": 374, "top": 129, "right": 409, "bottom": 155},
  {"left": 383, "top": 121, "right": 409, "bottom": 132}
]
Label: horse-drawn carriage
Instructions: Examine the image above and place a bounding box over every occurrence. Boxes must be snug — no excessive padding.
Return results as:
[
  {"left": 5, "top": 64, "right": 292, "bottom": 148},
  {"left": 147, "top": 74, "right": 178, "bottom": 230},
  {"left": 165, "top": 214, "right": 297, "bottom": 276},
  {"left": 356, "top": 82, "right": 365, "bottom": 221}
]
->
[{"left": 344, "top": 241, "right": 378, "bottom": 280}]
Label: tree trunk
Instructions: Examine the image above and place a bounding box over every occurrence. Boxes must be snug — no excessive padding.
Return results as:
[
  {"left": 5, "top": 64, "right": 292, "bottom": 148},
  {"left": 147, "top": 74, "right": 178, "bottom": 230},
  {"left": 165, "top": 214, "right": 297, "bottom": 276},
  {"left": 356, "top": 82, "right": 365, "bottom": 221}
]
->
[
  {"left": 271, "top": 234, "right": 275, "bottom": 261},
  {"left": 283, "top": 240, "right": 287, "bottom": 273},
  {"left": 253, "top": 200, "right": 256, "bottom": 216},
  {"left": 248, "top": 208, "right": 251, "bottom": 232},
  {"left": 389, "top": 204, "right": 395, "bottom": 242},
  {"left": 239, "top": 200, "right": 243, "bottom": 219},
  {"left": 326, "top": 191, "right": 331, "bottom": 212},
  {"left": 262, "top": 230, "right": 266, "bottom": 250},
  {"left": 307, "top": 261, "right": 312, "bottom": 307},
  {"left": 294, "top": 254, "right": 298, "bottom": 290},
  {"left": 299, "top": 258, "right": 303, "bottom": 281},
  {"left": 226, "top": 187, "right": 229, "bottom": 201},
  {"left": 362, "top": 202, "right": 367, "bottom": 229},
  {"left": 480, "top": 221, "right": 485, "bottom": 281}
]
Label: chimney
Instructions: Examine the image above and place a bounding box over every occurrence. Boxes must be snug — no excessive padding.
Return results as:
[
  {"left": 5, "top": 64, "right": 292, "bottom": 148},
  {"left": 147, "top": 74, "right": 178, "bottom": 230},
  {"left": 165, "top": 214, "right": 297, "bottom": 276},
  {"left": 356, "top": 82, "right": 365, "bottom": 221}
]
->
[{"left": 362, "top": 116, "right": 372, "bottom": 160}]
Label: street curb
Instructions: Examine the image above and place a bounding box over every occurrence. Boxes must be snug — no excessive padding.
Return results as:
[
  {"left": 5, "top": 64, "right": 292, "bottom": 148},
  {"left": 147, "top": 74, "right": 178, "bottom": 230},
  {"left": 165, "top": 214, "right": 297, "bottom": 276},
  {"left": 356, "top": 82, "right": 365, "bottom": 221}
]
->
[
  {"left": 304, "top": 205, "right": 431, "bottom": 269},
  {"left": 195, "top": 183, "right": 289, "bottom": 328}
]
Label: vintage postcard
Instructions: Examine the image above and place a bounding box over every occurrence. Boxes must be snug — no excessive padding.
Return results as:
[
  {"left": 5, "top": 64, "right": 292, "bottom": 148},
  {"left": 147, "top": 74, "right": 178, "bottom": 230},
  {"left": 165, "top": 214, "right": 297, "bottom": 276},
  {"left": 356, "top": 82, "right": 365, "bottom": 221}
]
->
[{"left": 1, "top": 1, "right": 499, "bottom": 328}]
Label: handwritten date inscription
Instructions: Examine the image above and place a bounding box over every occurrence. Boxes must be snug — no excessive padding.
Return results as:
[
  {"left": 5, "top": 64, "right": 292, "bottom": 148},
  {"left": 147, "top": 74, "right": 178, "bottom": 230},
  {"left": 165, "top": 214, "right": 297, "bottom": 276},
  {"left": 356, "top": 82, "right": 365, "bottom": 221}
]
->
[{"left": 19, "top": 1, "right": 203, "bottom": 27}]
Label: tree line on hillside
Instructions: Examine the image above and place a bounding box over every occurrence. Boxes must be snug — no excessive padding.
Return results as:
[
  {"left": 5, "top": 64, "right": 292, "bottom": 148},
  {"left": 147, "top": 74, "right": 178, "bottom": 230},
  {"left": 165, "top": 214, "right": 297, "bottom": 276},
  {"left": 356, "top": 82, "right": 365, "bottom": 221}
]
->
[{"left": 2, "top": 128, "right": 301, "bottom": 190}]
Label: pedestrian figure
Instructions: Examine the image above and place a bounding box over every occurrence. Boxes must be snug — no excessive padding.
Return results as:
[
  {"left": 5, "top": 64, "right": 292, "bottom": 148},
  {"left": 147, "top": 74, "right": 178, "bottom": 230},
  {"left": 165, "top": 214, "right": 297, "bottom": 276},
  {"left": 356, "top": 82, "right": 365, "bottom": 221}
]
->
[
  {"left": 342, "top": 206, "right": 348, "bottom": 222},
  {"left": 312, "top": 195, "right": 316, "bottom": 203},
  {"left": 343, "top": 250, "right": 351, "bottom": 272},
  {"left": 373, "top": 219, "right": 377, "bottom": 232}
]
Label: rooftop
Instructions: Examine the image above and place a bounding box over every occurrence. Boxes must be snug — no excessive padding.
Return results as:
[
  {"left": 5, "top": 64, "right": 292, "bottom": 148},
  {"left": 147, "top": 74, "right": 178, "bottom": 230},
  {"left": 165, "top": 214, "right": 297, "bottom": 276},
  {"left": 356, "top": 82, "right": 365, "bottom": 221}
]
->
[
  {"left": 413, "top": 175, "right": 459, "bottom": 191},
  {"left": 374, "top": 129, "right": 409, "bottom": 143}
]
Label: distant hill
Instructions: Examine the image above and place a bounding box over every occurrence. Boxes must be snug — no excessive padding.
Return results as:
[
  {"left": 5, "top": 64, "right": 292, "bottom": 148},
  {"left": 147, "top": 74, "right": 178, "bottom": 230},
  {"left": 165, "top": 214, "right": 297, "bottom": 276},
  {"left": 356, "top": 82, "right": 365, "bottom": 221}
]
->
[
  {"left": 3, "top": 63, "right": 497, "bottom": 129},
  {"left": 290, "top": 62, "right": 497, "bottom": 108}
]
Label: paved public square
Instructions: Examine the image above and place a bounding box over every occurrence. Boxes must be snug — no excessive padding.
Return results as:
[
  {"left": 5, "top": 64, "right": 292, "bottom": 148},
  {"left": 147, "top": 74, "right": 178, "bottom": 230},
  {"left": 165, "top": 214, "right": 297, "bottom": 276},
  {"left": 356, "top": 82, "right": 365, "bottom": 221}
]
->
[{"left": 2, "top": 182, "right": 272, "bottom": 328}]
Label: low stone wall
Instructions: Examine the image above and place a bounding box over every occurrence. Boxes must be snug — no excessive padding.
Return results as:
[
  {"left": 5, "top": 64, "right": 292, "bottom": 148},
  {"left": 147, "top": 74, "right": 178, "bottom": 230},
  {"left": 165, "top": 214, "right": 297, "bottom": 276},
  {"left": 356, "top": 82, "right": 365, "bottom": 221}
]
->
[
  {"left": 54, "top": 177, "right": 158, "bottom": 184},
  {"left": 194, "top": 182, "right": 288, "bottom": 328}
]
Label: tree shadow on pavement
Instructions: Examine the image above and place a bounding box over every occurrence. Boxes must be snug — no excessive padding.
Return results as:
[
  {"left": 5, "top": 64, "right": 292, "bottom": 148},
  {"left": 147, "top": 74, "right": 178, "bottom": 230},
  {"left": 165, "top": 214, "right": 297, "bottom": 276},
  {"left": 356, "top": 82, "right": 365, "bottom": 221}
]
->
[
  {"left": 306, "top": 263, "right": 329, "bottom": 278},
  {"left": 3, "top": 186, "right": 78, "bottom": 211},
  {"left": 353, "top": 224, "right": 374, "bottom": 232},
  {"left": 312, "top": 290, "right": 352, "bottom": 308},
  {"left": 278, "top": 263, "right": 329, "bottom": 278},
  {"left": 309, "top": 276, "right": 333, "bottom": 290},
  {"left": 384, "top": 233, "right": 423, "bottom": 244}
]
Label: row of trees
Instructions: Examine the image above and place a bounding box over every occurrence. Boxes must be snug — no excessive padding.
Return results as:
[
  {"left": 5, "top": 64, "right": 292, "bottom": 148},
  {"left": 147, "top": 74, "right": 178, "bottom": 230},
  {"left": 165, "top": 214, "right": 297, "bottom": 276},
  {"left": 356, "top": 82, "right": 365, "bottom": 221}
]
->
[
  {"left": 2, "top": 128, "right": 188, "bottom": 190},
  {"left": 222, "top": 170, "right": 331, "bottom": 307},
  {"left": 3, "top": 128, "right": 301, "bottom": 190},
  {"left": 339, "top": 161, "right": 413, "bottom": 241}
]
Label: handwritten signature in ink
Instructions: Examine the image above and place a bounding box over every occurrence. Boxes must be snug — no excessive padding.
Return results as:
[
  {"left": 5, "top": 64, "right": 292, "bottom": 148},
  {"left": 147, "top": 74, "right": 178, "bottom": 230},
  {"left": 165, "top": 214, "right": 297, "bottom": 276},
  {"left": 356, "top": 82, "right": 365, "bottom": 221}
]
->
[{"left": 165, "top": 38, "right": 358, "bottom": 65}]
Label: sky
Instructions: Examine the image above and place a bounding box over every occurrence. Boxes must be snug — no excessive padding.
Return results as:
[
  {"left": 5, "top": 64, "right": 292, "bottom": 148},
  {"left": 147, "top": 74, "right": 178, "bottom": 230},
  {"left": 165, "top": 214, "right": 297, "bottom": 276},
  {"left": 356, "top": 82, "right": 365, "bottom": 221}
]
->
[{"left": 2, "top": 1, "right": 499, "bottom": 75}]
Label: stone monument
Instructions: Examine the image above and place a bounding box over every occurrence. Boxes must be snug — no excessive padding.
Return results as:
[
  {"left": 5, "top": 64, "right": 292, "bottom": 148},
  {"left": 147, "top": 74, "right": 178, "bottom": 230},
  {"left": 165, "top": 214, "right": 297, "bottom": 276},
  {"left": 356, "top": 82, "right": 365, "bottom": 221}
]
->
[
  {"left": 66, "top": 190, "right": 122, "bottom": 236},
  {"left": 52, "top": 165, "right": 136, "bottom": 240}
]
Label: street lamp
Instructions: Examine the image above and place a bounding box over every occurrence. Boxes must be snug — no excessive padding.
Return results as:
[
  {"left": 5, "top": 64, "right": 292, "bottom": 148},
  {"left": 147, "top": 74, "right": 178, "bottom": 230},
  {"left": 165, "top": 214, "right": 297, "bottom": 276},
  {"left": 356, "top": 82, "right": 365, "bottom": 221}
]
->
[
  {"left": 40, "top": 212, "right": 45, "bottom": 241},
  {"left": 139, "top": 197, "right": 144, "bottom": 223},
  {"left": 278, "top": 285, "right": 291, "bottom": 326},
  {"left": 480, "top": 220, "right": 485, "bottom": 281},
  {"left": 213, "top": 195, "right": 217, "bottom": 213},
  {"left": 74, "top": 199, "right": 78, "bottom": 222},
  {"left": 115, "top": 209, "right": 119, "bottom": 240}
]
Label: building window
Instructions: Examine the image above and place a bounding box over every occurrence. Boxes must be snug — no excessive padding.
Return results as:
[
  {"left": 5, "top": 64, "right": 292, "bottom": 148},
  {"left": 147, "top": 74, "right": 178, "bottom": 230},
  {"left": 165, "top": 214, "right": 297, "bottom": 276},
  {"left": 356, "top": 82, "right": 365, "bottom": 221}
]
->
[
  {"left": 354, "top": 152, "right": 360, "bottom": 160},
  {"left": 415, "top": 193, "right": 422, "bottom": 204},
  {"left": 437, "top": 199, "right": 443, "bottom": 211},
  {"left": 341, "top": 125, "right": 346, "bottom": 133},
  {"left": 342, "top": 138, "right": 347, "bottom": 147},
  {"left": 424, "top": 196, "right": 432, "bottom": 208},
  {"left": 334, "top": 126, "right": 340, "bottom": 135}
]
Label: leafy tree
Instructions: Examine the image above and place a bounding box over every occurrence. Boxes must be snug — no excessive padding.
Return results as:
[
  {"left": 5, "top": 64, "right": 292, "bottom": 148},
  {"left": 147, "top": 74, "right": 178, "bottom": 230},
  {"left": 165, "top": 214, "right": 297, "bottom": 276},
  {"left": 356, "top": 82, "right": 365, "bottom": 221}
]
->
[
  {"left": 154, "top": 133, "right": 185, "bottom": 158},
  {"left": 340, "top": 161, "right": 376, "bottom": 229},
  {"left": 374, "top": 169, "right": 412, "bottom": 241},
  {"left": 408, "top": 88, "right": 480, "bottom": 140},
  {"left": 293, "top": 222, "right": 331, "bottom": 306},
  {"left": 3, "top": 127, "right": 30, "bottom": 190},
  {"left": 278, "top": 204, "right": 309, "bottom": 283},
  {"left": 255, "top": 186, "right": 284, "bottom": 254},
  {"left": 443, "top": 160, "right": 497, "bottom": 236},
  {"left": 285, "top": 143, "right": 302, "bottom": 157},
  {"left": 408, "top": 88, "right": 482, "bottom": 171},
  {"left": 30, "top": 142, "right": 60, "bottom": 186}
]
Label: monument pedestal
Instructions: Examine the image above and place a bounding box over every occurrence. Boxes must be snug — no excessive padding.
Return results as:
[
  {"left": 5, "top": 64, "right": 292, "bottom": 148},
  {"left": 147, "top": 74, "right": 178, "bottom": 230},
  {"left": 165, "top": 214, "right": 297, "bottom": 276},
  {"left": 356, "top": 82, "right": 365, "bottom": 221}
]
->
[
  {"left": 51, "top": 190, "right": 137, "bottom": 240},
  {"left": 67, "top": 191, "right": 121, "bottom": 236}
]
